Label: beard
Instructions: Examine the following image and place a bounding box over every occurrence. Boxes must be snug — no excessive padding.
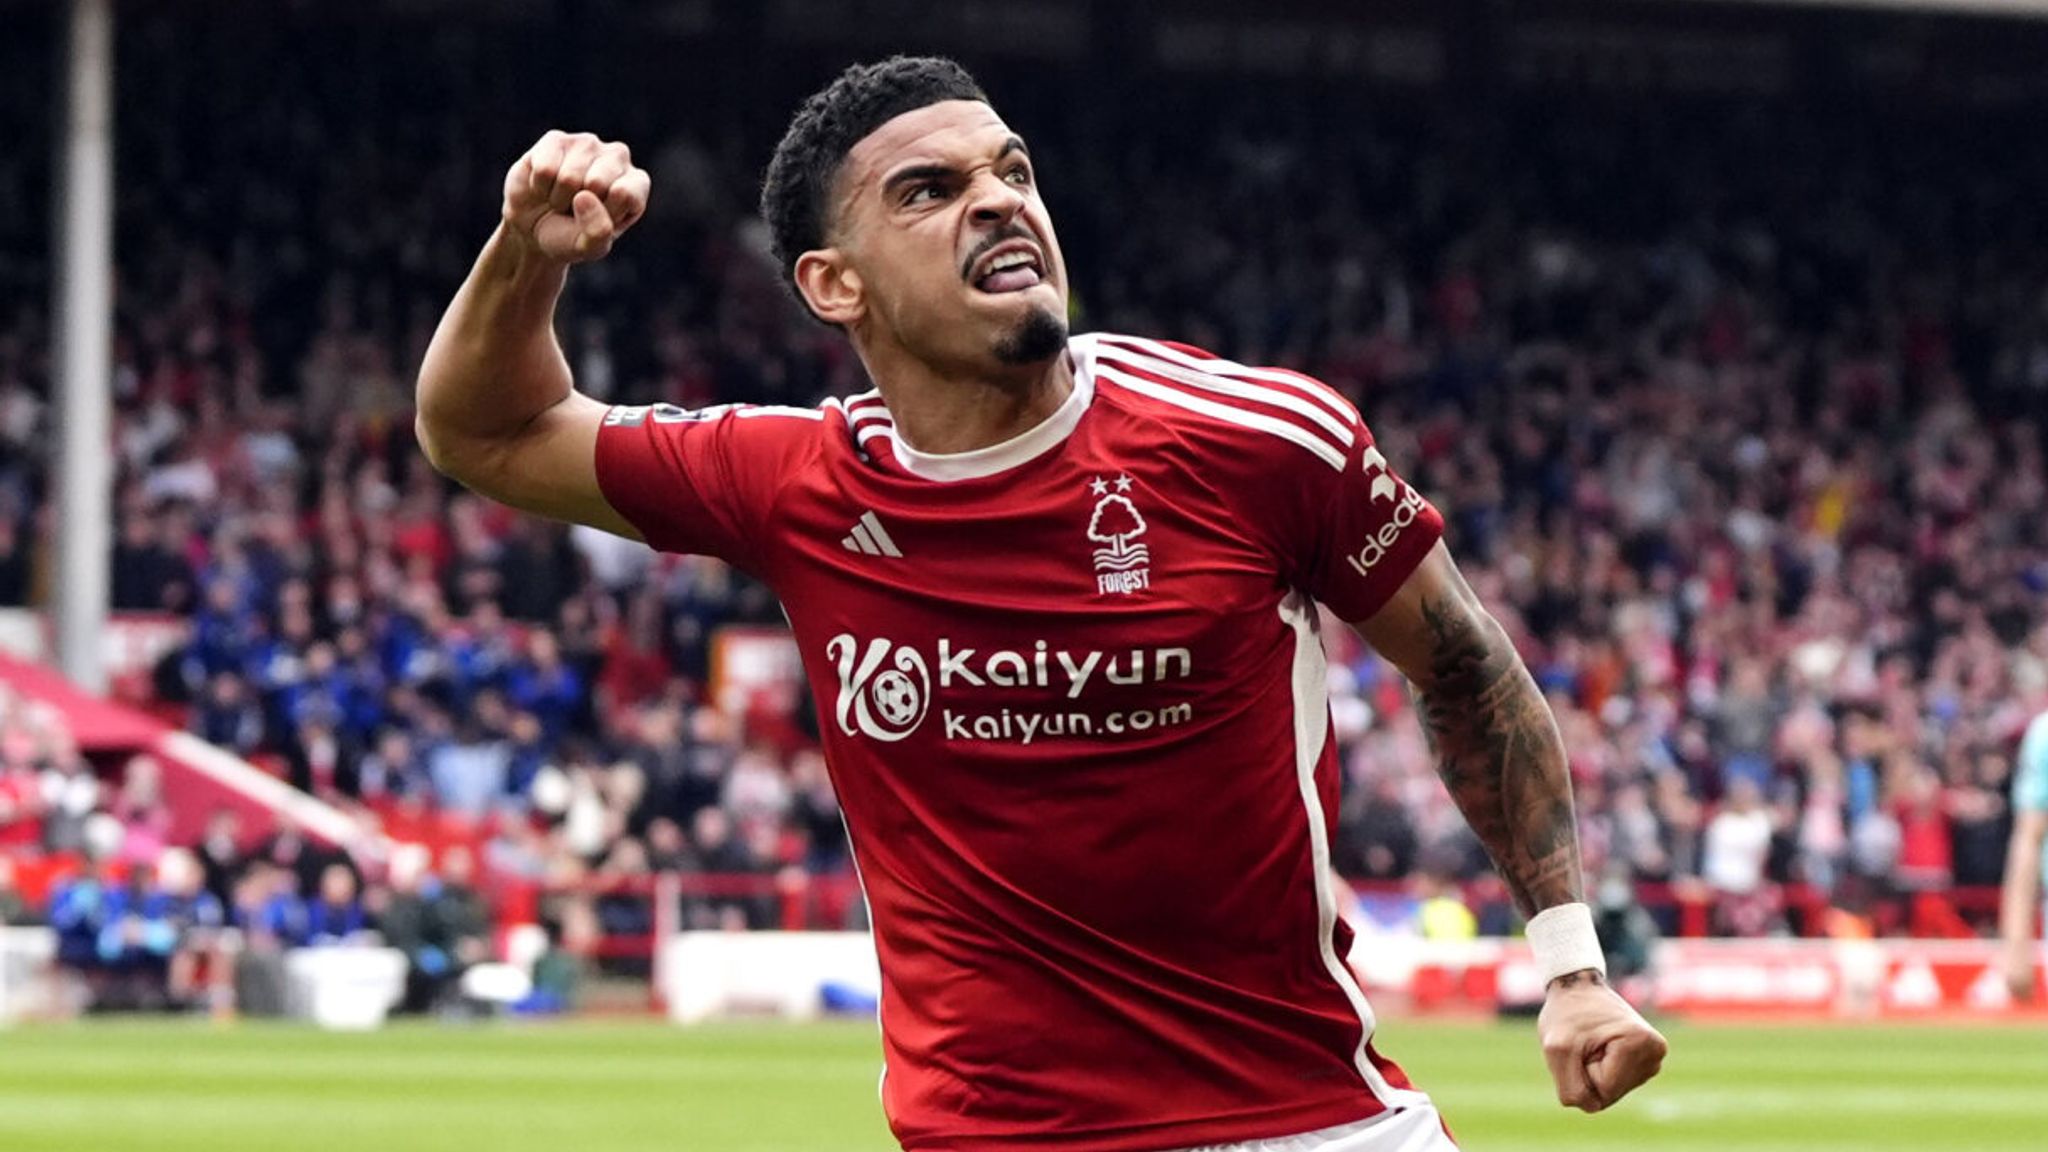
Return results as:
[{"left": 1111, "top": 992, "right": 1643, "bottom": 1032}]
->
[{"left": 991, "top": 302, "right": 1069, "bottom": 366}]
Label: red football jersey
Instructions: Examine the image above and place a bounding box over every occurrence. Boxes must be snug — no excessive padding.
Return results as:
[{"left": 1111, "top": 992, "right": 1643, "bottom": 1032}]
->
[{"left": 596, "top": 333, "right": 1446, "bottom": 1152}]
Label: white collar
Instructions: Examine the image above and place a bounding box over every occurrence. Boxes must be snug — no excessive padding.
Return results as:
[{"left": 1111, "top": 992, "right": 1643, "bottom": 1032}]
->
[{"left": 865, "top": 336, "right": 1098, "bottom": 483}]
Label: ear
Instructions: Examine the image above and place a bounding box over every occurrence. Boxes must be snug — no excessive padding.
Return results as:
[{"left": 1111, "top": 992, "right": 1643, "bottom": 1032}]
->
[{"left": 794, "top": 248, "right": 864, "bottom": 326}]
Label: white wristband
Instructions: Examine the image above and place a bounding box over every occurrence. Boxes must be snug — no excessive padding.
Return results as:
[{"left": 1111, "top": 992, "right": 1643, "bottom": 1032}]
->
[{"left": 1526, "top": 903, "right": 1607, "bottom": 985}]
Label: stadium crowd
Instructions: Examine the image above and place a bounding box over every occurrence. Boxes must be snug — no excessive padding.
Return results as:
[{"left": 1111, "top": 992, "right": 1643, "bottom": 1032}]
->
[{"left": 2, "top": 12, "right": 2046, "bottom": 997}]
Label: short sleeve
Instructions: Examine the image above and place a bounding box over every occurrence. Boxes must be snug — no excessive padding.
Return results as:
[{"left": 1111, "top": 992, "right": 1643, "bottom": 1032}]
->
[
  {"left": 2016, "top": 715, "right": 2048, "bottom": 814},
  {"left": 1295, "top": 419, "right": 1444, "bottom": 621},
  {"left": 592, "top": 403, "right": 816, "bottom": 575}
]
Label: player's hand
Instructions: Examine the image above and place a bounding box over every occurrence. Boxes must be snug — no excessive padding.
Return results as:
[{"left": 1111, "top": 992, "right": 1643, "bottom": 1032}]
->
[
  {"left": 1536, "top": 971, "right": 1667, "bottom": 1113},
  {"left": 2004, "top": 938, "right": 2037, "bottom": 1003},
  {"left": 502, "top": 130, "right": 650, "bottom": 265}
]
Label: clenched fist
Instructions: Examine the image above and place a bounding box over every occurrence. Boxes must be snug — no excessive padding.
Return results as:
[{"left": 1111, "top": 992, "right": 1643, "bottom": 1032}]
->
[
  {"left": 1537, "top": 972, "right": 1668, "bottom": 1113},
  {"left": 503, "top": 131, "right": 650, "bottom": 264}
]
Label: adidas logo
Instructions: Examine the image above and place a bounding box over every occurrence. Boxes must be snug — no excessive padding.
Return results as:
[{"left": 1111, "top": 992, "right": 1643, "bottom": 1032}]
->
[{"left": 841, "top": 510, "right": 903, "bottom": 558}]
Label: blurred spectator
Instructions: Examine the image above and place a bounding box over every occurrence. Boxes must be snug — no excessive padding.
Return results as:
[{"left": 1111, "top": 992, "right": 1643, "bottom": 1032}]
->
[
  {"left": 483, "top": 810, "right": 555, "bottom": 882},
  {"left": 433, "top": 846, "right": 493, "bottom": 973},
  {"left": 191, "top": 673, "right": 264, "bottom": 756},
  {"left": 375, "top": 847, "right": 444, "bottom": 1012},
  {"left": 118, "top": 803, "right": 174, "bottom": 869},
  {"left": 112, "top": 503, "right": 197, "bottom": 612},
  {"left": 1947, "top": 747, "right": 2012, "bottom": 889},
  {"left": 1796, "top": 752, "right": 1850, "bottom": 894},
  {"left": 428, "top": 706, "right": 511, "bottom": 820},
  {"left": 303, "top": 863, "right": 370, "bottom": 946},
  {"left": 506, "top": 632, "right": 582, "bottom": 742},
  {"left": 597, "top": 592, "right": 673, "bottom": 721},
  {"left": 0, "top": 856, "right": 31, "bottom": 925},
  {"left": 1592, "top": 869, "right": 1660, "bottom": 991},
  {"left": 1703, "top": 778, "right": 1783, "bottom": 936},
  {"left": 519, "top": 896, "right": 599, "bottom": 1015},
  {"left": 786, "top": 749, "right": 845, "bottom": 874},
  {"left": 644, "top": 817, "right": 697, "bottom": 873},
  {"left": 230, "top": 862, "right": 297, "bottom": 1016},
  {"left": 358, "top": 727, "right": 430, "bottom": 803},
  {"left": 36, "top": 742, "right": 99, "bottom": 856},
  {"left": 1710, "top": 660, "right": 1781, "bottom": 796},
  {"left": 594, "top": 836, "right": 656, "bottom": 946},
  {"left": 376, "top": 846, "right": 487, "bottom": 1013},
  {"left": 285, "top": 714, "right": 358, "bottom": 800},
  {"left": 128, "top": 848, "right": 228, "bottom": 1011},
  {"left": 1416, "top": 869, "right": 1478, "bottom": 942},
  {"left": 48, "top": 859, "right": 120, "bottom": 1011},
  {"left": 1892, "top": 760, "right": 1955, "bottom": 893},
  {"left": 253, "top": 815, "right": 355, "bottom": 902},
  {"left": 626, "top": 703, "right": 716, "bottom": 830},
  {"left": 685, "top": 806, "right": 765, "bottom": 930},
  {"left": 1338, "top": 774, "right": 1419, "bottom": 881},
  {"left": 242, "top": 862, "right": 310, "bottom": 948},
  {"left": 502, "top": 711, "right": 552, "bottom": 803},
  {"left": 0, "top": 754, "right": 40, "bottom": 853}
]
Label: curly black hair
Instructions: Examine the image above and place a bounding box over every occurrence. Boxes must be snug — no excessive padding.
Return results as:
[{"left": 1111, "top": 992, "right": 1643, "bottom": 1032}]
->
[{"left": 760, "top": 56, "right": 988, "bottom": 320}]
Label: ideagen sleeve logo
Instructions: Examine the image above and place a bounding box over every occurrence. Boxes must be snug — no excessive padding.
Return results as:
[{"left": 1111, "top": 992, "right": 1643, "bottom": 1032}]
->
[{"left": 1347, "top": 444, "right": 1426, "bottom": 577}]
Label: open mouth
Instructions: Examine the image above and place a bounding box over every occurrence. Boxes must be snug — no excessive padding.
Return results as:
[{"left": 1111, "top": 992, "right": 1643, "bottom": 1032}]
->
[{"left": 970, "top": 244, "right": 1046, "bottom": 295}]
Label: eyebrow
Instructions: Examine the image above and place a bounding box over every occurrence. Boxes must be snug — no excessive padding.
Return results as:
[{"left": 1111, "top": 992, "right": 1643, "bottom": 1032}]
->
[{"left": 879, "top": 136, "right": 1032, "bottom": 200}]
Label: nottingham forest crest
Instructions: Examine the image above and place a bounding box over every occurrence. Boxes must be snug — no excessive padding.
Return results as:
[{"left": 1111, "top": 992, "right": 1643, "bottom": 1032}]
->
[{"left": 1086, "top": 474, "right": 1151, "bottom": 595}]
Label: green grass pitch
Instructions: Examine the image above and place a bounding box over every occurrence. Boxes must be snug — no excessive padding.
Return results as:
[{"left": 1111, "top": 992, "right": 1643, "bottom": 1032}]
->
[{"left": 0, "top": 1016, "right": 2042, "bottom": 1150}]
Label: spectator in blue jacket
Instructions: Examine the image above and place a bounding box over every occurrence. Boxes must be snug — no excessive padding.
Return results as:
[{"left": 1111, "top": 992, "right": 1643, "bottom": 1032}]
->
[
  {"left": 303, "top": 863, "right": 370, "bottom": 946},
  {"left": 127, "top": 848, "right": 227, "bottom": 1011}
]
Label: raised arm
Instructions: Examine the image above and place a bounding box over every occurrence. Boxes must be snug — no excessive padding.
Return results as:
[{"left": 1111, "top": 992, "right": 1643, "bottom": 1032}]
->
[
  {"left": 1356, "top": 541, "right": 1666, "bottom": 1112},
  {"left": 415, "top": 131, "right": 650, "bottom": 537}
]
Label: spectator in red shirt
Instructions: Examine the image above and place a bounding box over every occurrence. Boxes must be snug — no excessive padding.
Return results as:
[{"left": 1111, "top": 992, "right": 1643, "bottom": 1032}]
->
[
  {"left": 1892, "top": 757, "right": 1954, "bottom": 893},
  {"left": 596, "top": 592, "right": 673, "bottom": 724},
  {"left": 0, "top": 739, "right": 41, "bottom": 852}
]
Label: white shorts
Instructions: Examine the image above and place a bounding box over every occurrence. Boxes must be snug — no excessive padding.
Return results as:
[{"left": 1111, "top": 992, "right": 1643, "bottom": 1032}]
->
[{"left": 1168, "top": 1104, "right": 1459, "bottom": 1152}]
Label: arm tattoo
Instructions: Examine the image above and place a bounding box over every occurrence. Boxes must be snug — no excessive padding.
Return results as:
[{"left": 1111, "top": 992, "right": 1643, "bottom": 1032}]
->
[{"left": 1413, "top": 596, "right": 1582, "bottom": 916}]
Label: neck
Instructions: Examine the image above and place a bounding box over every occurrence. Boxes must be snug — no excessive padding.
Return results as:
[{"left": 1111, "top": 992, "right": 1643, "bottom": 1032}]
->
[{"left": 857, "top": 340, "right": 1074, "bottom": 455}]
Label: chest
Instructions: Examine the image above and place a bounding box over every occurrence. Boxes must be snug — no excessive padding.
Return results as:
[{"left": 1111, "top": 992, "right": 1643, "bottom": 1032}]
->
[
  {"left": 777, "top": 441, "right": 1278, "bottom": 605},
  {"left": 765, "top": 458, "right": 1291, "bottom": 748}
]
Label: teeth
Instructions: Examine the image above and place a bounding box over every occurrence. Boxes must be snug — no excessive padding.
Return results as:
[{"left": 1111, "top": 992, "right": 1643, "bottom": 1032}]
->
[{"left": 987, "top": 251, "right": 1035, "bottom": 273}]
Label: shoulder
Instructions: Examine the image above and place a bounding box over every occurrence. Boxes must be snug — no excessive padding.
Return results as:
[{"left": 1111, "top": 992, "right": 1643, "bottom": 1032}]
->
[
  {"left": 599, "top": 396, "right": 837, "bottom": 482},
  {"left": 603, "top": 399, "right": 833, "bottom": 438},
  {"left": 1076, "top": 332, "right": 1362, "bottom": 474}
]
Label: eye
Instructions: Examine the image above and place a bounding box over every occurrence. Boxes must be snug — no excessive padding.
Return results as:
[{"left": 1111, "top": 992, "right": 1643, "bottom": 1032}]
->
[
  {"left": 1005, "top": 165, "right": 1033, "bottom": 186},
  {"left": 906, "top": 182, "right": 948, "bottom": 205}
]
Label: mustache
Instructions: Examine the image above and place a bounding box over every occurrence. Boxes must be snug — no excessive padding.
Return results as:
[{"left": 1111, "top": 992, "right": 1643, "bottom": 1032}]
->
[{"left": 961, "top": 227, "right": 1038, "bottom": 282}]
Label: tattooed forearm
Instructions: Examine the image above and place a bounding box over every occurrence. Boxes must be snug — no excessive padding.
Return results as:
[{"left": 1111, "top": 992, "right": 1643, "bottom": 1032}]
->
[{"left": 1412, "top": 595, "right": 1581, "bottom": 916}]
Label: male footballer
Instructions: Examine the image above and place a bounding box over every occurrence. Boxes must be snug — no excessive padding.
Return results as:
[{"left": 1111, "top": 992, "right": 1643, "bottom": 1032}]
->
[{"left": 418, "top": 56, "right": 1666, "bottom": 1152}]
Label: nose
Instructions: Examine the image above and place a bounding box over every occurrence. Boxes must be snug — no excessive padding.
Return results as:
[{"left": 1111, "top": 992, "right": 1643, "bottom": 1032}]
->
[{"left": 967, "top": 169, "right": 1026, "bottom": 227}]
